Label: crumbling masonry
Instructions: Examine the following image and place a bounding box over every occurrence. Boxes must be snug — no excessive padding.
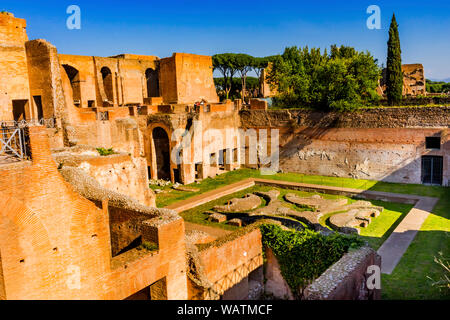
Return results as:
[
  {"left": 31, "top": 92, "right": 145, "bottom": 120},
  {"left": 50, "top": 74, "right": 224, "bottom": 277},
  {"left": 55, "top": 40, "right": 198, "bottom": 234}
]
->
[{"left": 0, "top": 12, "right": 448, "bottom": 300}]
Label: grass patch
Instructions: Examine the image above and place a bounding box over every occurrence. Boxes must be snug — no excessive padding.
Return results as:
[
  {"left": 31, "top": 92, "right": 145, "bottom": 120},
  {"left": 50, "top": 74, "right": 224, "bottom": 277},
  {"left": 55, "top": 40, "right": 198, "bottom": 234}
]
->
[
  {"left": 155, "top": 168, "right": 446, "bottom": 208},
  {"left": 137, "top": 241, "right": 158, "bottom": 252},
  {"left": 358, "top": 201, "right": 413, "bottom": 249},
  {"left": 180, "top": 185, "right": 267, "bottom": 231},
  {"left": 158, "top": 168, "right": 449, "bottom": 299},
  {"left": 381, "top": 189, "right": 450, "bottom": 300}
]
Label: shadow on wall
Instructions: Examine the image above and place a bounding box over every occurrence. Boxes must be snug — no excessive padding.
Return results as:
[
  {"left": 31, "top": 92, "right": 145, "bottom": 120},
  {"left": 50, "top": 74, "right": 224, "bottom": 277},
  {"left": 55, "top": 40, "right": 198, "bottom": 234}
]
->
[{"left": 277, "top": 126, "right": 448, "bottom": 187}]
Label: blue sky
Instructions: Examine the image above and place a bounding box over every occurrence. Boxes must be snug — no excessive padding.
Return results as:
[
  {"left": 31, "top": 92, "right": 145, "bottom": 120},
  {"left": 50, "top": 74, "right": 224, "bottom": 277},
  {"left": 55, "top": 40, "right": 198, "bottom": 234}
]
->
[{"left": 2, "top": 0, "right": 450, "bottom": 80}]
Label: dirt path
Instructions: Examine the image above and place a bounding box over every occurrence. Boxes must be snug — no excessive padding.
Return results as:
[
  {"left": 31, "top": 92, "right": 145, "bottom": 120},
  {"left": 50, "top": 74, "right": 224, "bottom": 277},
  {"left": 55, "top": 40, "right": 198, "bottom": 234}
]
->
[{"left": 184, "top": 222, "right": 232, "bottom": 239}]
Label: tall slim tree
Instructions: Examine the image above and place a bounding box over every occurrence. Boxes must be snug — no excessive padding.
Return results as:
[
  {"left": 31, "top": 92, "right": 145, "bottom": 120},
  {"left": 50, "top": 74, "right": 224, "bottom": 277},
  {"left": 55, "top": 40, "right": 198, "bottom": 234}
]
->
[{"left": 386, "top": 13, "right": 403, "bottom": 105}]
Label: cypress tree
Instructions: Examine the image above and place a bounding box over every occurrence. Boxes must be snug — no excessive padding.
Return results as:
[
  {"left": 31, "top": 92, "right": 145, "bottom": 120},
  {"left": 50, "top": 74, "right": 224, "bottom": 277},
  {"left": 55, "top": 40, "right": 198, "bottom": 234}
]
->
[{"left": 386, "top": 14, "right": 403, "bottom": 105}]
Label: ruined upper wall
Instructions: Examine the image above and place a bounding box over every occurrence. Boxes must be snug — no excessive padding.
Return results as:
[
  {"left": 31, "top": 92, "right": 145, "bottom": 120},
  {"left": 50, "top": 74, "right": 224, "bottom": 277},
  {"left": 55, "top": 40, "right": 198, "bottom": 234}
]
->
[
  {"left": 0, "top": 12, "right": 31, "bottom": 120},
  {"left": 239, "top": 106, "right": 450, "bottom": 129},
  {"left": 26, "top": 39, "right": 67, "bottom": 120},
  {"left": 159, "top": 53, "right": 219, "bottom": 104},
  {"left": 111, "top": 54, "right": 159, "bottom": 61},
  {"left": 0, "top": 12, "right": 27, "bottom": 45},
  {"left": 379, "top": 64, "right": 426, "bottom": 96}
]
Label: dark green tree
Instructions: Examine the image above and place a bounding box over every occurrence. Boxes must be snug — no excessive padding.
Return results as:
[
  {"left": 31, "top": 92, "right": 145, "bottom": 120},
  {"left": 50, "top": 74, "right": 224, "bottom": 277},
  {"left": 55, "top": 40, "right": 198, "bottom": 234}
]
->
[
  {"left": 386, "top": 14, "right": 403, "bottom": 105},
  {"left": 234, "top": 54, "right": 253, "bottom": 101},
  {"left": 212, "top": 53, "right": 237, "bottom": 99},
  {"left": 267, "top": 45, "right": 380, "bottom": 111}
]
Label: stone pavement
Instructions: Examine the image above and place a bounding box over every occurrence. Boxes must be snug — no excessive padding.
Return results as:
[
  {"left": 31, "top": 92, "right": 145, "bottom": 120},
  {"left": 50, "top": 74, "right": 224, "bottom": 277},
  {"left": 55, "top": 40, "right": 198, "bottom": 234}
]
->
[
  {"left": 166, "top": 178, "right": 439, "bottom": 274},
  {"left": 376, "top": 196, "right": 439, "bottom": 274}
]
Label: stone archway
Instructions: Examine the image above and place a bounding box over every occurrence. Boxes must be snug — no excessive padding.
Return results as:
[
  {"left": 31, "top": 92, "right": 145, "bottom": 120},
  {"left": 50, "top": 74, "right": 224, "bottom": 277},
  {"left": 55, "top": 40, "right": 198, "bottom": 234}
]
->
[
  {"left": 62, "top": 64, "right": 82, "bottom": 106},
  {"left": 152, "top": 127, "right": 171, "bottom": 180},
  {"left": 101, "top": 66, "right": 114, "bottom": 103}
]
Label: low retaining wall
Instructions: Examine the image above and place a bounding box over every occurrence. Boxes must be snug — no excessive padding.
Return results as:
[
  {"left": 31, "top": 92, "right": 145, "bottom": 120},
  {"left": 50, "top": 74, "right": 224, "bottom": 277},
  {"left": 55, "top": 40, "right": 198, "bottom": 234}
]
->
[{"left": 303, "top": 246, "right": 381, "bottom": 300}]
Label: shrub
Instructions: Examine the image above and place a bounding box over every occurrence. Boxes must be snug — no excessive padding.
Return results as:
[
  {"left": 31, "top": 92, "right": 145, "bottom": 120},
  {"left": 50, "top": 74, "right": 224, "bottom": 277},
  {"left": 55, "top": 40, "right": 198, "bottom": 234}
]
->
[
  {"left": 96, "top": 148, "right": 115, "bottom": 156},
  {"left": 259, "top": 223, "right": 364, "bottom": 297},
  {"left": 138, "top": 241, "right": 159, "bottom": 252}
]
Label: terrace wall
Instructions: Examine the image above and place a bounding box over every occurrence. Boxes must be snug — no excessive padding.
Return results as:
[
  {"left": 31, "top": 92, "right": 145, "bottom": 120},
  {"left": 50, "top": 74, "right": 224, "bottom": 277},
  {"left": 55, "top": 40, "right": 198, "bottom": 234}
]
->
[
  {"left": 189, "top": 228, "right": 263, "bottom": 300},
  {"left": 240, "top": 107, "right": 450, "bottom": 185}
]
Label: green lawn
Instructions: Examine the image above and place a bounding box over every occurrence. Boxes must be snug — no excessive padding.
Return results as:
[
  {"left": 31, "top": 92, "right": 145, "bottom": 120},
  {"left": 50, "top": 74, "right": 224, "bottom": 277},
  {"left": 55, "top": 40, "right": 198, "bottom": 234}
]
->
[
  {"left": 381, "top": 192, "right": 450, "bottom": 300},
  {"left": 179, "top": 183, "right": 412, "bottom": 251},
  {"left": 358, "top": 201, "right": 413, "bottom": 249},
  {"left": 155, "top": 168, "right": 450, "bottom": 299},
  {"left": 153, "top": 168, "right": 445, "bottom": 208}
]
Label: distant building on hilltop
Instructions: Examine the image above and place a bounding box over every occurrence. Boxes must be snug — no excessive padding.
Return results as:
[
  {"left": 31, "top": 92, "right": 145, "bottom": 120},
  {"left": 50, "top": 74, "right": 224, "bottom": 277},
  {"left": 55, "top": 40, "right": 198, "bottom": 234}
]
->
[{"left": 378, "top": 64, "right": 427, "bottom": 97}]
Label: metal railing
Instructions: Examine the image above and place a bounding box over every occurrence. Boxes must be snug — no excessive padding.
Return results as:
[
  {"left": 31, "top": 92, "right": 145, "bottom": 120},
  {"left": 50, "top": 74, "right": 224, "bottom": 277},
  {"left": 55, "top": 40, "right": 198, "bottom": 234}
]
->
[
  {"left": 0, "top": 126, "right": 30, "bottom": 160},
  {"left": 0, "top": 118, "right": 56, "bottom": 129},
  {"left": 203, "top": 253, "right": 263, "bottom": 300}
]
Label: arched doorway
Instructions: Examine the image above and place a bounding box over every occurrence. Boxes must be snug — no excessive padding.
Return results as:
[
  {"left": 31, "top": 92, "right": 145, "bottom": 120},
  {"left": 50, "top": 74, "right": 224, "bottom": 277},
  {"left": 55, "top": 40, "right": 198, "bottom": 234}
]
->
[
  {"left": 101, "top": 67, "right": 114, "bottom": 103},
  {"left": 152, "top": 127, "right": 171, "bottom": 180},
  {"left": 62, "top": 64, "right": 82, "bottom": 105},
  {"left": 145, "top": 68, "right": 159, "bottom": 98}
]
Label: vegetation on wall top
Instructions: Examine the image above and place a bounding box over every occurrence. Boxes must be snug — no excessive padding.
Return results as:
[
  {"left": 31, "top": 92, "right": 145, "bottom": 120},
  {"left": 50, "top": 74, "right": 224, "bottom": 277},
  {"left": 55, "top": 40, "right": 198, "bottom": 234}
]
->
[
  {"left": 260, "top": 223, "right": 364, "bottom": 297},
  {"left": 96, "top": 148, "right": 115, "bottom": 156}
]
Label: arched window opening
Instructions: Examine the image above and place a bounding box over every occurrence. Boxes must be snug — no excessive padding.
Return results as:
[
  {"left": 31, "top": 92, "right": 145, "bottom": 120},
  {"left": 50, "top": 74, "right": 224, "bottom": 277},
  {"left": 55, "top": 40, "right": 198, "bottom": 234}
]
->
[
  {"left": 145, "top": 68, "right": 160, "bottom": 98},
  {"left": 62, "top": 64, "right": 82, "bottom": 106},
  {"left": 152, "top": 127, "right": 171, "bottom": 180}
]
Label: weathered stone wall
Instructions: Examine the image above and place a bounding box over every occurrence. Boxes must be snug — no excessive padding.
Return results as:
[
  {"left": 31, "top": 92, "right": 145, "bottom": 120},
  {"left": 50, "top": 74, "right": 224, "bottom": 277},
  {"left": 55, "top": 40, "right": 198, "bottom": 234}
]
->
[
  {"left": 0, "top": 13, "right": 32, "bottom": 120},
  {"left": 59, "top": 54, "right": 98, "bottom": 109},
  {"left": 25, "top": 40, "right": 66, "bottom": 121},
  {"left": 190, "top": 228, "right": 263, "bottom": 300},
  {"left": 53, "top": 149, "right": 155, "bottom": 207},
  {"left": 380, "top": 64, "right": 426, "bottom": 96},
  {"left": 241, "top": 108, "right": 450, "bottom": 185},
  {"left": 264, "top": 245, "right": 381, "bottom": 300},
  {"left": 277, "top": 127, "right": 449, "bottom": 185},
  {"left": 240, "top": 107, "right": 450, "bottom": 129},
  {"left": 264, "top": 248, "right": 295, "bottom": 300},
  {"left": 143, "top": 102, "right": 241, "bottom": 184}
]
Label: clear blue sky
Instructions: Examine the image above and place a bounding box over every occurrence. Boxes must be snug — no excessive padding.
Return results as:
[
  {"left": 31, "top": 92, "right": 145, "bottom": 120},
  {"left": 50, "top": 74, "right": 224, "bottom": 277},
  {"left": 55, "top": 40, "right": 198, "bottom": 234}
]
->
[{"left": 2, "top": 0, "right": 450, "bottom": 80}]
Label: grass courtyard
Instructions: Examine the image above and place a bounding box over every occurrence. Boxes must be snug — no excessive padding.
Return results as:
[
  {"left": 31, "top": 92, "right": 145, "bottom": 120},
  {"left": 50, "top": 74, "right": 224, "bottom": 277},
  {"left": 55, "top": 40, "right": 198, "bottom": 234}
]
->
[{"left": 153, "top": 168, "right": 450, "bottom": 300}]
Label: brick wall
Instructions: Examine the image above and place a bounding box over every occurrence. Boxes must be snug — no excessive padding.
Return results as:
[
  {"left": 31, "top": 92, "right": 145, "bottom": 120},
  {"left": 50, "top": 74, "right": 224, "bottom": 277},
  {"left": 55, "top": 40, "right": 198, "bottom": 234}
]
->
[
  {"left": 0, "top": 13, "right": 31, "bottom": 120},
  {"left": 193, "top": 228, "right": 263, "bottom": 298},
  {"left": 241, "top": 107, "right": 450, "bottom": 185},
  {"left": 0, "top": 127, "right": 187, "bottom": 300}
]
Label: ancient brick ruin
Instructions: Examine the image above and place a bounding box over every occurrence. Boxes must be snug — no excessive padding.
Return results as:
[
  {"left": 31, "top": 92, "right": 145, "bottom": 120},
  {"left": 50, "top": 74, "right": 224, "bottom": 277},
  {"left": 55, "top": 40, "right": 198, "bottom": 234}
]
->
[
  {"left": 378, "top": 63, "right": 427, "bottom": 96},
  {"left": 0, "top": 12, "right": 448, "bottom": 300}
]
